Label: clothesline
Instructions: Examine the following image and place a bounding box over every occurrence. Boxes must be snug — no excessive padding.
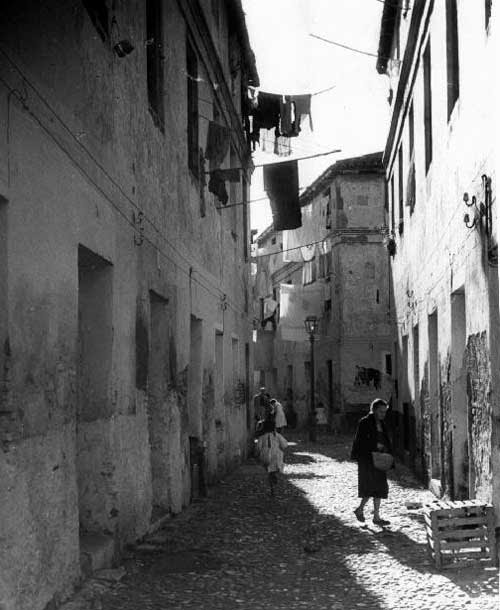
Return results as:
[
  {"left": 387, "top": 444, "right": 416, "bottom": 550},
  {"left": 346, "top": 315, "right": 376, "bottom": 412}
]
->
[
  {"left": 203, "top": 146, "right": 341, "bottom": 174},
  {"left": 310, "top": 32, "right": 403, "bottom": 64},
  {"left": 252, "top": 229, "right": 385, "bottom": 258},
  {"left": 215, "top": 187, "right": 309, "bottom": 210},
  {"left": 198, "top": 113, "right": 340, "bottom": 171},
  {"left": 248, "top": 83, "right": 337, "bottom": 97}
]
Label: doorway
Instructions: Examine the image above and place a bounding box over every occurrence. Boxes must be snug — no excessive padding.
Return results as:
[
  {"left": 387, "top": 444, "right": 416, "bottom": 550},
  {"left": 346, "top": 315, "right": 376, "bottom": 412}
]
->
[
  {"left": 428, "top": 311, "right": 441, "bottom": 479},
  {"left": 77, "top": 245, "right": 113, "bottom": 534},
  {"left": 450, "top": 290, "right": 468, "bottom": 497},
  {"left": 148, "top": 290, "right": 171, "bottom": 512}
]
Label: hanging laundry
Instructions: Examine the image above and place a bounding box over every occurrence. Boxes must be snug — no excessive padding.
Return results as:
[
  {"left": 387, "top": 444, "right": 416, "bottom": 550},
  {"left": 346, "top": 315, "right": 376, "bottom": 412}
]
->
[
  {"left": 208, "top": 170, "right": 228, "bottom": 205},
  {"left": 216, "top": 168, "right": 240, "bottom": 183},
  {"left": 263, "top": 160, "right": 301, "bottom": 231},
  {"left": 251, "top": 92, "right": 281, "bottom": 146},
  {"left": 279, "top": 283, "right": 324, "bottom": 342},
  {"left": 205, "top": 121, "right": 230, "bottom": 168},
  {"left": 273, "top": 122, "right": 292, "bottom": 156},
  {"left": 282, "top": 196, "right": 330, "bottom": 263},
  {"left": 280, "top": 97, "right": 299, "bottom": 137},
  {"left": 290, "top": 94, "right": 313, "bottom": 132},
  {"left": 262, "top": 297, "right": 278, "bottom": 330}
]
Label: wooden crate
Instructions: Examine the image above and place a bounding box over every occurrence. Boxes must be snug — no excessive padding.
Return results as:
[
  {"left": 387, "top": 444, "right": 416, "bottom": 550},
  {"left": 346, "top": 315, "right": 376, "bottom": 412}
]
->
[{"left": 423, "top": 500, "right": 497, "bottom": 569}]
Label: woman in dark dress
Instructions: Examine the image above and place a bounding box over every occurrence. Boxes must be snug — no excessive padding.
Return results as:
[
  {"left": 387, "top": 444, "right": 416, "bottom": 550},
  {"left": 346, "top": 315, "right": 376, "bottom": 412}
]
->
[{"left": 351, "top": 398, "right": 393, "bottom": 525}]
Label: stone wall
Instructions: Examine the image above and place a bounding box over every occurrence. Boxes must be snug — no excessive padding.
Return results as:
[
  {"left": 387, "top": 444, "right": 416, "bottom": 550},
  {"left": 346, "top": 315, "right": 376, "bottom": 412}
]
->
[{"left": 0, "top": 1, "right": 254, "bottom": 607}]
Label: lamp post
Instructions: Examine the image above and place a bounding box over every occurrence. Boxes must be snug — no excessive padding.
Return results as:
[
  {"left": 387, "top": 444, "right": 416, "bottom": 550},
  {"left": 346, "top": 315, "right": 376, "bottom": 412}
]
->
[{"left": 304, "top": 315, "right": 319, "bottom": 442}]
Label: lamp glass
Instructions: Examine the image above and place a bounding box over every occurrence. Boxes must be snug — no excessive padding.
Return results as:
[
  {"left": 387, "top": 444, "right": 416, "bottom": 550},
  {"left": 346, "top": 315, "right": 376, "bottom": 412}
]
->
[{"left": 304, "top": 315, "right": 319, "bottom": 335}]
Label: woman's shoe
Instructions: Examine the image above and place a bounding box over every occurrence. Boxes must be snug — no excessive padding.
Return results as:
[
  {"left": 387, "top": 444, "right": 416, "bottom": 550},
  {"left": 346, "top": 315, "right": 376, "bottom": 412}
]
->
[
  {"left": 354, "top": 508, "right": 365, "bottom": 522},
  {"left": 373, "top": 517, "right": 390, "bottom": 526}
]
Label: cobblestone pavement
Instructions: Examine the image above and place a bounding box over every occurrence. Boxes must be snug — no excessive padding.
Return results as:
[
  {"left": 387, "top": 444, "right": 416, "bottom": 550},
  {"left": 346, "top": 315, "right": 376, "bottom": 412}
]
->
[{"left": 97, "top": 435, "right": 498, "bottom": 610}]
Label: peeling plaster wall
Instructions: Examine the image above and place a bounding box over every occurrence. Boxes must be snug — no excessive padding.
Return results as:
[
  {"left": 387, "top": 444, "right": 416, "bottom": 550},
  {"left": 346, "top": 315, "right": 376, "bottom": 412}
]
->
[
  {"left": 0, "top": 1, "right": 254, "bottom": 607},
  {"left": 385, "top": 0, "right": 498, "bottom": 512}
]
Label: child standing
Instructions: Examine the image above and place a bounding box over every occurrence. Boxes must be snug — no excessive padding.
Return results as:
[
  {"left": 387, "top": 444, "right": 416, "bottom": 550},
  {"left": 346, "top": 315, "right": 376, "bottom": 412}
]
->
[{"left": 256, "top": 418, "right": 288, "bottom": 495}]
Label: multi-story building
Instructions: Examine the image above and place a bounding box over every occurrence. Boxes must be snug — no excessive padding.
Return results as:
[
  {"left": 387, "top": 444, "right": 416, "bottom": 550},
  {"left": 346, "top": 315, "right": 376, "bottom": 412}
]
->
[
  {"left": 376, "top": 0, "right": 498, "bottom": 514},
  {"left": 252, "top": 153, "right": 391, "bottom": 431},
  {"left": 0, "top": 1, "right": 257, "bottom": 607}
]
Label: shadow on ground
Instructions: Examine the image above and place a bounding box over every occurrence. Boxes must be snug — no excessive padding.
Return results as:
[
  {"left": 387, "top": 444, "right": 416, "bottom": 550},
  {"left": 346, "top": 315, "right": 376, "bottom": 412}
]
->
[{"left": 98, "top": 434, "right": 498, "bottom": 610}]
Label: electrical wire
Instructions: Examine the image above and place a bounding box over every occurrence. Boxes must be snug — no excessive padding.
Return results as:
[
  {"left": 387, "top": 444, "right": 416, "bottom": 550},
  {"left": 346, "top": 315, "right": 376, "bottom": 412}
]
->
[
  {"left": 251, "top": 229, "right": 383, "bottom": 259},
  {"left": 0, "top": 63, "right": 248, "bottom": 317},
  {"left": 198, "top": 113, "right": 342, "bottom": 169},
  {"left": 309, "top": 33, "right": 380, "bottom": 59}
]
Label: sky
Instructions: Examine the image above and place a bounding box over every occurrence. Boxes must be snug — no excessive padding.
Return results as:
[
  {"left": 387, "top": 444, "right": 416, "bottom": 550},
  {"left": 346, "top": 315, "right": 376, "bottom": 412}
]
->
[{"left": 242, "top": 0, "right": 391, "bottom": 235}]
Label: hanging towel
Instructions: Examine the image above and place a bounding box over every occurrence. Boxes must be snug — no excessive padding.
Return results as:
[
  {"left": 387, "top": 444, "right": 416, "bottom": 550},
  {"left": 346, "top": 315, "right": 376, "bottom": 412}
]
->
[
  {"left": 208, "top": 170, "right": 228, "bottom": 205},
  {"left": 273, "top": 124, "right": 292, "bottom": 156},
  {"left": 263, "top": 160, "right": 301, "bottom": 231},
  {"left": 205, "top": 121, "right": 230, "bottom": 168},
  {"left": 290, "top": 94, "right": 313, "bottom": 132}
]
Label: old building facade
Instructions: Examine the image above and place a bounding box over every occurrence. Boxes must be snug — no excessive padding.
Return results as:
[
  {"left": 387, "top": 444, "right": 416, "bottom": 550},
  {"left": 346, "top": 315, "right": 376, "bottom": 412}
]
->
[
  {"left": 0, "top": 1, "right": 257, "bottom": 608},
  {"left": 376, "top": 0, "right": 499, "bottom": 515},
  {"left": 252, "top": 154, "right": 392, "bottom": 430}
]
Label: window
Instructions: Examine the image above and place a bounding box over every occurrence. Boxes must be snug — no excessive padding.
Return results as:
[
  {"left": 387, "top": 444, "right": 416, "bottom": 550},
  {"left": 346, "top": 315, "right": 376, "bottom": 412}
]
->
[
  {"left": 326, "top": 199, "right": 332, "bottom": 229},
  {"left": 187, "top": 38, "right": 199, "bottom": 176},
  {"left": 398, "top": 146, "right": 404, "bottom": 234},
  {"left": 413, "top": 324, "right": 419, "bottom": 401},
  {"left": 146, "top": 0, "right": 164, "bottom": 130},
  {"left": 232, "top": 337, "right": 239, "bottom": 391},
  {"left": 446, "top": 0, "right": 460, "bottom": 119},
  {"left": 324, "top": 299, "right": 332, "bottom": 312},
  {"left": 407, "top": 101, "right": 416, "bottom": 213},
  {"left": 302, "top": 260, "right": 316, "bottom": 285},
  {"left": 423, "top": 41, "right": 433, "bottom": 172},
  {"left": 390, "top": 174, "right": 395, "bottom": 232},
  {"left": 409, "top": 101, "right": 414, "bottom": 157},
  {"left": 385, "top": 353, "right": 392, "bottom": 376},
  {"left": 243, "top": 177, "right": 249, "bottom": 262},
  {"left": 83, "top": 0, "right": 109, "bottom": 42}
]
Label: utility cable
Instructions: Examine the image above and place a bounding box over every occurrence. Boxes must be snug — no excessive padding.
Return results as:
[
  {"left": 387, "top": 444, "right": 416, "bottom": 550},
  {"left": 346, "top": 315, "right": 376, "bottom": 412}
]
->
[
  {"left": 251, "top": 228, "right": 383, "bottom": 259},
  {"left": 198, "top": 113, "right": 342, "bottom": 169},
  {"left": 0, "top": 76, "right": 247, "bottom": 317},
  {"left": 0, "top": 46, "right": 250, "bottom": 310},
  {"left": 309, "top": 33, "right": 380, "bottom": 59}
]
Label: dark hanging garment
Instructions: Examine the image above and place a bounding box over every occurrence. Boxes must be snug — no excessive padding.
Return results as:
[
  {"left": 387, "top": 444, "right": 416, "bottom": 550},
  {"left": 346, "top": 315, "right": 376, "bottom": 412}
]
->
[
  {"left": 208, "top": 170, "right": 228, "bottom": 205},
  {"left": 205, "top": 121, "right": 230, "bottom": 169},
  {"left": 280, "top": 97, "right": 299, "bottom": 137},
  {"left": 290, "top": 94, "right": 313, "bottom": 132},
  {"left": 217, "top": 168, "right": 240, "bottom": 183},
  {"left": 263, "top": 160, "right": 301, "bottom": 230},
  {"left": 251, "top": 92, "right": 281, "bottom": 144}
]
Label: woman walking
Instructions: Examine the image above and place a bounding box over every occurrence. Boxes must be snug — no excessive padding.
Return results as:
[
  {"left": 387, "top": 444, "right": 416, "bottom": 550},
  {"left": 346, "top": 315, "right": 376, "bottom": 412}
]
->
[
  {"left": 256, "top": 417, "right": 288, "bottom": 496},
  {"left": 270, "top": 398, "right": 287, "bottom": 432},
  {"left": 351, "top": 398, "right": 393, "bottom": 525}
]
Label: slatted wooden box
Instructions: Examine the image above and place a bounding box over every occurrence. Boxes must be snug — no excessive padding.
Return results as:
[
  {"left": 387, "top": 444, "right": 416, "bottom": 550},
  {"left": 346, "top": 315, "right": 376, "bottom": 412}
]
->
[{"left": 423, "top": 500, "right": 497, "bottom": 569}]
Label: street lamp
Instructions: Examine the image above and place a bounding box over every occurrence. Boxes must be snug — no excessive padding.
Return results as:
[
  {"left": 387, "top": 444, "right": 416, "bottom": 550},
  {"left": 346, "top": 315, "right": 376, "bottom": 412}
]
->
[{"left": 304, "top": 315, "right": 319, "bottom": 442}]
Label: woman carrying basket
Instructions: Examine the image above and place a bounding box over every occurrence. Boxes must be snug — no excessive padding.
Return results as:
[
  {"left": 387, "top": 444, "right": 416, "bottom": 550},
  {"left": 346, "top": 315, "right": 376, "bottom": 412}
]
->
[{"left": 351, "top": 398, "right": 393, "bottom": 526}]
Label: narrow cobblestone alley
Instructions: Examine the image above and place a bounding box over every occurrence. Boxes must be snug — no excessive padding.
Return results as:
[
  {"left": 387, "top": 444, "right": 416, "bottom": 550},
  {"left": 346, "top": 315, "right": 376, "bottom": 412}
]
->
[{"left": 86, "top": 436, "right": 499, "bottom": 610}]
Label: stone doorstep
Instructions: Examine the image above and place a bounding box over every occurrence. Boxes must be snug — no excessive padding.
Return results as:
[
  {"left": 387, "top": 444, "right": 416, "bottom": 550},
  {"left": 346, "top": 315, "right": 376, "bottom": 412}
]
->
[
  {"left": 146, "top": 510, "right": 172, "bottom": 537},
  {"left": 79, "top": 533, "right": 115, "bottom": 577}
]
